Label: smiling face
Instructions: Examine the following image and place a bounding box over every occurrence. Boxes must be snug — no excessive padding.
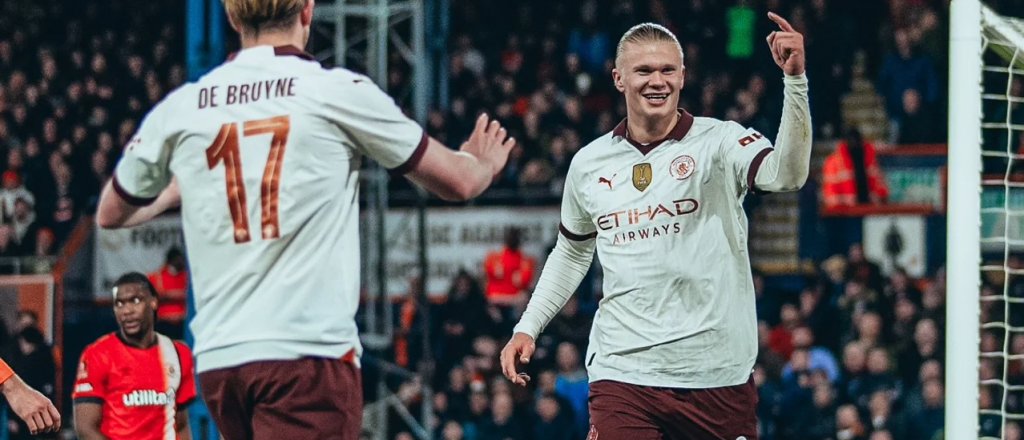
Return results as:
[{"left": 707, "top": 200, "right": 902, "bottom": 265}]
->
[{"left": 613, "top": 39, "right": 684, "bottom": 124}]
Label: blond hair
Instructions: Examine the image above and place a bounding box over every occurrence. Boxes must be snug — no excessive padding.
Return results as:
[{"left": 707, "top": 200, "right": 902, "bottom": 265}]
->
[
  {"left": 615, "top": 23, "right": 684, "bottom": 66},
  {"left": 222, "top": 0, "right": 305, "bottom": 31}
]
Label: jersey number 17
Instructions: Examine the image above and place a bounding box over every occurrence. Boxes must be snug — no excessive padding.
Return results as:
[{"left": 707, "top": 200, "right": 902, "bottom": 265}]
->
[{"left": 205, "top": 115, "right": 290, "bottom": 244}]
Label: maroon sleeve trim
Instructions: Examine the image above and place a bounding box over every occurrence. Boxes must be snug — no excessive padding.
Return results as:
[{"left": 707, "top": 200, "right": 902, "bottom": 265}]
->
[
  {"left": 389, "top": 131, "right": 430, "bottom": 176},
  {"left": 111, "top": 176, "right": 157, "bottom": 207},
  {"left": 559, "top": 223, "right": 596, "bottom": 241},
  {"left": 746, "top": 147, "right": 775, "bottom": 195}
]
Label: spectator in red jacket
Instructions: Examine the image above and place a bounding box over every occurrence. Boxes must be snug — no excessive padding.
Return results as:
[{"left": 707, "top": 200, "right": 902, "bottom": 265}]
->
[
  {"left": 147, "top": 248, "right": 188, "bottom": 340},
  {"left": 769, "top": 303, "right": 802, "bottom": 360},
  {"left": 483, "top": 227, "right": 535, "bottom": 309}
]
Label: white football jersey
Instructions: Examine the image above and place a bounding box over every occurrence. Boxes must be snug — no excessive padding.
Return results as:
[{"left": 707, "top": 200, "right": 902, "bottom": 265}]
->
[
  {"left": 561, "top": 110, "right": 772, "bottom": 388},
  {"left": 112, "top": 45, "right": 427, "bottom": 373}
]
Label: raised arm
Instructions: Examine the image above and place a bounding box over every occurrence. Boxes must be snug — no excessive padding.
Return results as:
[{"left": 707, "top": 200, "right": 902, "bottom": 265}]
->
[
  {"left": 752, "top": 73, "right": 811, "bottom": 192},
  {"left": 755, "top": 12, "right": 812, "bottom": 193},
  {"left": 404, "top": 114, "right": 515, "bottom": 201},
  {"left": 324, "top": 76, "right": 513, "bottom": 202}
]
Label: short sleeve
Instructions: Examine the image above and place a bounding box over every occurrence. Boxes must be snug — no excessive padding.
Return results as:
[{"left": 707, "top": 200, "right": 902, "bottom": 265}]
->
[
  {"left": 719, "top": 121, "right": 775, "bottom": 194},
  {"left": 174, "top": 342, "right": 196, "bottom": 408},
  {"left": 558, "top": 164, "right": 596, "bottom": 240},
  {"left": 322, "top": 75, "right": 428, "bottom": 174},
  {"left": 0, "top": 358, "right": 12, "bottom": 384},
  {"left": 72, "top": 346, "right": 107, "bottom": 404},
  {"left": 112, "top": 102, "right": 175, "bottom": 205}
]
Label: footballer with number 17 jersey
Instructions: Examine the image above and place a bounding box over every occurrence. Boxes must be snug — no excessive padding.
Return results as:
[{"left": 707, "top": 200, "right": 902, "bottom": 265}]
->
[{"left": 94, "top": 1, "right": 515, "bottom": 438}]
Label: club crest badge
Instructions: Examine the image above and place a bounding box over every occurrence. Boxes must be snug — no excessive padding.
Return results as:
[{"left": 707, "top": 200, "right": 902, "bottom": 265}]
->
[
  {"left": 632, "top": 163, "right": 652, "bottom": 191},
  {"left": 670, "top": 155, "right": 696, "bottom": 180}
]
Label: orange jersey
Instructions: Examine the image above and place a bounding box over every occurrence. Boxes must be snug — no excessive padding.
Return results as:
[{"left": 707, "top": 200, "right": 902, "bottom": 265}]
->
[
  {"left": 72, "top": 333, "right": 196, "bottom": 440},
  {"left": 0, "top": 357, "right": 12, "bottom": 384},
  {"left": 148, "top": 266, "right": 188, "bottom": 321},
  {"left": 483, "top": 248, "right": 535, "bottom": 297}
]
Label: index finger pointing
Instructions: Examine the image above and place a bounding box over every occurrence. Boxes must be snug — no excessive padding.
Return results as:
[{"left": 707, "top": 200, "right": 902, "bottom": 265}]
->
[{"left": 768, "top": 12, "right": 796, "bottom": 33}]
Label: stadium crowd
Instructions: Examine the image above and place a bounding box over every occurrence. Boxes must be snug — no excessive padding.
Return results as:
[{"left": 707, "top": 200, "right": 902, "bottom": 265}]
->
[
  {"left": 379, "top": 242, "right": 976, "bottom": 440},
  {"left": 1, "top": 0, "right": 1023, "bottom": 438},
  {"left": 0, "top": 0, "right": 1000, "bottom": 251},
  {"left": 407, "top": 0, "right": 958, "bottom": 202},
  {"left": 0, "top": 0, "right": 184, "bottom": 268},
  {"left": 379, "top": 1, "right": 1015, "bottom": 440}
]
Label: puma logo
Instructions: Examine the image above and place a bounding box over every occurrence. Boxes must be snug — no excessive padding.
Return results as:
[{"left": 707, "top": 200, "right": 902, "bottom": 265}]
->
[{"left": 598, "top": 174, "right": 616, "bottom": 189}]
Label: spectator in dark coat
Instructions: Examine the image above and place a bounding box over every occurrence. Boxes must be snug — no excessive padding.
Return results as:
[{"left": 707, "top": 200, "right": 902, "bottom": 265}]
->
[
  {"left": 787, "top": 383, "right": 837, "bottom": 440},
  {"left": 530, "top": 394, "right": 575, "bottom": 440},
  {"left": 906, "top": 379, "right": 944, "bottom": 440},
  {"left": 8, "top": 326, "right": 56, "bottom": 440},
  {"left": 478, "top": 393, "right": 523, "bottom": 440},
  {"left": 877, "top": 28, "right": 939, "bottom": 142},
  {"left": 897, "top": 89, "right": 937, "bottom": 144}
]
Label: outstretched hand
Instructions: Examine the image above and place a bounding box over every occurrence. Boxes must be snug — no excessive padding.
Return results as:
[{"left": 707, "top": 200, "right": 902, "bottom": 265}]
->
[
  {"left": 460, "top": 113, "right": 516, "bottom": 178},
  {"left": 766, "top": 12, "right": 805, "bottom": 76},
  {"left": 500, "top": 332, "right": 536, "bottom": 387}
]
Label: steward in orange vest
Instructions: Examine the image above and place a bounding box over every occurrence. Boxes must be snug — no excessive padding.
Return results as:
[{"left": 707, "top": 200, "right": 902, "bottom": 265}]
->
[{"left": 822, "top": 129, "right": 888, "bottom": 209}]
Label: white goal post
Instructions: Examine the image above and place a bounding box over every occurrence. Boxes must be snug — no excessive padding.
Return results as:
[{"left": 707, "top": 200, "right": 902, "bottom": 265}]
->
[
  {"left": 947, "top": 1, "right": 982, "bottom": 439},
  {"left": 950, "top": 1, "right": 1024, "bottom": 439}
]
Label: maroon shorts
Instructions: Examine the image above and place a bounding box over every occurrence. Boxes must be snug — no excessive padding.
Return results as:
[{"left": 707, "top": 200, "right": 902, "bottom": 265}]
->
[
  {"left": 587, "top": 376, "right": 758, "bottom": 440},
  {"left": 198, "top": 352, "right": 361, "bottom": 440}
]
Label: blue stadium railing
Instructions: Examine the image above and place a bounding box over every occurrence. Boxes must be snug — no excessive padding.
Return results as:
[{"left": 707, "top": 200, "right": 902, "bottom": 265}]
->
[
  {"left": 0, "top": 400, "right": 7, "bottom": 440},
  {"left": 184, "top": 258, "right": 220, "bottom": 440}
]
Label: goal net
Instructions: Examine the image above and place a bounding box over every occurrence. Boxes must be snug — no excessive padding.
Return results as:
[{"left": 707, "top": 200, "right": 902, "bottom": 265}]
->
[{"left": 954, "top": 2, "right": 1024, "bottom": 439}]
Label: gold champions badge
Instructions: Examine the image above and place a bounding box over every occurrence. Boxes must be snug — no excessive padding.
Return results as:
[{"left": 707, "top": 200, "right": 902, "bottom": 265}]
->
[{"left": 632, "top": 163, "right": 652, "bottom": 191}]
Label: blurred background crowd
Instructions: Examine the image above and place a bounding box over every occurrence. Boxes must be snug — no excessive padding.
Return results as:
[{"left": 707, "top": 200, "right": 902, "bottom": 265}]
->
[
  {"left": 0, "top": 0, "right": 184, "bottom": 271},
  {"left": 379, "top": 239, "right": 965, "bottom": 440},
  {"left": 1, "top": 0, "right": 1023, "bottom": 439},
  {"left": 402, "top": 0, "right": 961, "bottom": 202},
  {"left": 0, "top": 0, "right": 1003, "bottom": 251}
]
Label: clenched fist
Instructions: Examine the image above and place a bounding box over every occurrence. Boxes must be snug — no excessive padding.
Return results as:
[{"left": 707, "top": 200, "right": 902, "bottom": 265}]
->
[
  {"left": 2, "top": 375, "right": 61, "bottom": 435},
  {"left": 766, "top": 12, "right": 806, "bottom": 76}
]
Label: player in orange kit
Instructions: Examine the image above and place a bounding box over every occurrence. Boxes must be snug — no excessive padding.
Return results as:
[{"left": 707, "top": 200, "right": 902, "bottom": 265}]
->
[{"left": 73, "top": 272, "right": 195, "bottom": 440}]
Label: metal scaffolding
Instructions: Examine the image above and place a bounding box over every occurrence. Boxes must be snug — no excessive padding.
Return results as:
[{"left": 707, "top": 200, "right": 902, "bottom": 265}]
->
[
  {"left": 310, "top": 0, "right": 429, "bottom": 122},
  {"left": 309, "top": 2, "right": 434, "bottom": 440}
]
